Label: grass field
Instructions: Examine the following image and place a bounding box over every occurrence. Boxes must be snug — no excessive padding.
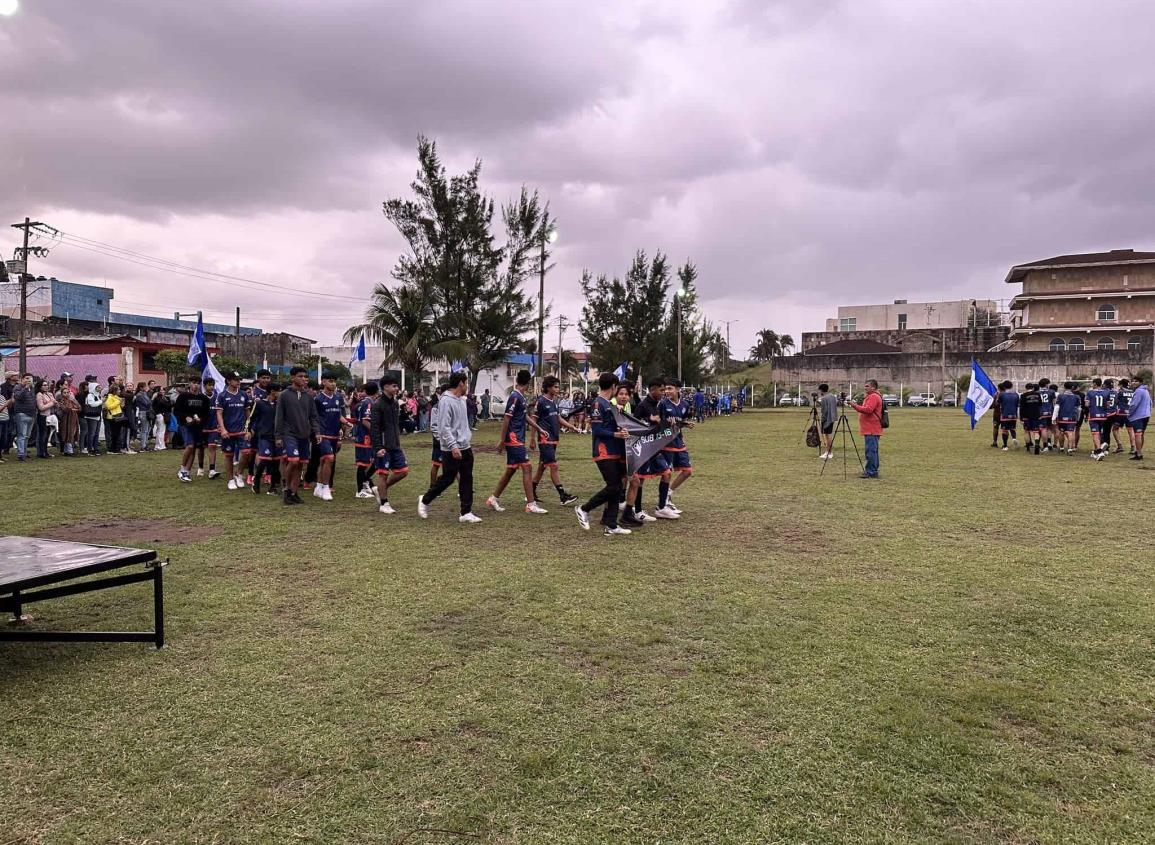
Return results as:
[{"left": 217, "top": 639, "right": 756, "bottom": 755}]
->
[{"left": 3, "top": 409, "right": 1154, "bottom": 844}]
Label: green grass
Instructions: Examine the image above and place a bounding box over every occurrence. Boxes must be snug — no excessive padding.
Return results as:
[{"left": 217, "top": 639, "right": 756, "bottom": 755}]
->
[{"left": 3, "top": 410, "right": 1154, "bottom": 844}]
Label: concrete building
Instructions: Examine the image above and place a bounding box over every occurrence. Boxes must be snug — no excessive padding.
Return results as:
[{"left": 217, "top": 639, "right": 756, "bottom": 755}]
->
[
  {"left": 0, "top": 277, "right": 260, "bottom": 345},
  {"left": 824, "top": 299, "right": 1000, "bottom": 333},
  {"left": 1006, "top": 249, "right": 1155, "bottom": 352}
]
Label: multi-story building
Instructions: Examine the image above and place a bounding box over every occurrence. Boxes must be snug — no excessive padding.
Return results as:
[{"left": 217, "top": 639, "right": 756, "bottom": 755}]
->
[
  {"left": 1006, "top": 249, "right": 1155, "bottom": 352},
  {"left": 824, "top": 299, "right": 1000, "bottom": 333}
]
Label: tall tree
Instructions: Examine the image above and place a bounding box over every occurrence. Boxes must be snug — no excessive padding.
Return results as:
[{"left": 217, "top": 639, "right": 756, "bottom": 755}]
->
[
  {"left": 779, "top": 334, "right": 795, "bottom": 355},
  {"left": 655, "top": 261, "right": 714, "bottom": 384},
  {"left": 750, "top": 329, "right": 782, "bottom": 362},
  {"left": 579, "top": 251, "right": 673, "bottom": 380},
  {"left": 378, "top": 137, "right": 545, "bottom": 389}
]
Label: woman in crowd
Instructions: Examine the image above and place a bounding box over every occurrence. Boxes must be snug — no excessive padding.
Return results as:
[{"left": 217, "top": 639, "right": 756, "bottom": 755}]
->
[
  {"left": 80, "top": 380, "right": 104, "bottom": 455},
  {"left": 55, "top": 379, "right": 80, "bottom": 456},
  {"left": 35, "top": 379, "right": 56, "bottom": 459},
  {"left": 103, "top": 383, "right": 128, "bottom": 454},
  {"left": 132, "top": 382, "right": 152, "bottom": 451},
  {"left": 611, "top": 384, "right": 632, "bottom": 415},
  {"left": 151, "top": 385, "right": 172, "bottom": 450}
]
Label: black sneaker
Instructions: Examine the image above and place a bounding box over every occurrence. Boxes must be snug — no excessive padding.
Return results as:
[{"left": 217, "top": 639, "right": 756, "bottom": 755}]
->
[
  {"left": 1130, "top": 454, "right": 1143, "bottom": 461},
  {"left": 283, "top": 490, "right": 295, "bottom": 506},
  {"left": 560, "top": 492, "right": 579, "bottom": 506},
  {"left": 290, "top": 490, "right": 304, "bottom": 504},
  {"left": 620, "top": 512, "right": 645, "bottom": 528}
]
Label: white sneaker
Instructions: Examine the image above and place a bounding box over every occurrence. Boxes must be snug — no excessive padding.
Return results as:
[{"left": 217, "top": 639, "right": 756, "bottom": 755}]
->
[
  {"left": 604, "top": 526, "right": 632, "bottom": 536},
  {"left": 125, "top": 449, "right": 138, "bottom": 455},
  {"left": 636, "top": 510, "right": 658, "bottom": 523},
  {"left": 313, "top": 484, "right": 324, "bottom": 498},
  {"left": 459, "top": 512, "right": 482, "bottom": 524},
  {"left": 417, "top": 496, "right": 429, "bottom": 519},
  {"left": 486, "top": 496, "right": 506, "bottom": 512},
  {"left": 234, "top": 475, "right": 245, "bottom": 489},
  {"left": 378, "top": 501, "right": 395, "bottom": 515},
  {"left": 178, "top": 470, "right": 191, "bottom": 483},
  {"left": 196, "top": 468, "right": 205, "bottom": 477},
  {"left": 321, "top": 485, "right": 333, "bottom": 501},
  {"left": 525, "top": 502, "right": 548, "bottom": 514},
  {"left": 654, "top": 507, "right": 680, "bottom": 520},
  {"left": 208, "top": 469, "right": 220, "bottom": 479},
  {"left": 667, "top": 501, "right": 683, "bottom": 515},
  {"left": 1001, "top": 446, "right": 1008, "bottom": 451},
  {"left": 575, "top": 505, "right": 590, "bottom": 530},
  {"left": 355, "top": 489, "right": 373, "bottom": 499},
  {"left": 820, "top": 452, "right": 831, "bottom": 460},
  {"left": 227, "top": 478, "right": 238, "bottom": 490}
]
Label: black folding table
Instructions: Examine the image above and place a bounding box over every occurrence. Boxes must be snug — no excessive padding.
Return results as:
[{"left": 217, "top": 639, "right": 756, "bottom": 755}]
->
[{"left": 0, "top": 537, "right": 167, "bottom": 648}]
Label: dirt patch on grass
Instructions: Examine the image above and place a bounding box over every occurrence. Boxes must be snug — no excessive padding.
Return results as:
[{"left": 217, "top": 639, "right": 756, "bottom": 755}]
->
[{"left": 37, "top": 518, "right": 222, "bottom": 545}]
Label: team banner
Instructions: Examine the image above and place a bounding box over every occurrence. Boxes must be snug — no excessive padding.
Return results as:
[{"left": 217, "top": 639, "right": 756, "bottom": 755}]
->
[{"left": 610, "top": 406, "right": 682, "bottom": 477}]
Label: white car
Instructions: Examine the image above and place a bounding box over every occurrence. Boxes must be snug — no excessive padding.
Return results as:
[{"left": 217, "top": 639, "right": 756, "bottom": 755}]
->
[{"left": 907, "top": 393, "right": 938, "bottom": 407}]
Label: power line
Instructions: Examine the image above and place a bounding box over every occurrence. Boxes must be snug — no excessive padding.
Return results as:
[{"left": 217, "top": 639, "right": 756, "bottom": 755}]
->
[{"left": 38, "top": 225, "right": 370, "bottom": 303}]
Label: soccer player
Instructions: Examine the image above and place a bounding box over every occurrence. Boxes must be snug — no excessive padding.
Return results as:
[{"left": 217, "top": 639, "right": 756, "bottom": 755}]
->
[
  {"left": 571, "top": 390, "right": 588, "bottom": 434},
  {"left": 248, "top": 381, "right": 282, "bottom": 495},
  {"left": 1085, "top": 377, "right": 1111, "bottom": 460},
  {"left": 428, "top": 383, "right": 447, "bottom": 489},
  {"left": 990, "top": 381, "right": 1003, "bottom": 447},
  {"left": 1073, "top": 381, "right": 1087, "bottom": 450},
  {"left": 253, "top": 369, "right": 272, "bottom": 400},
  {"left": 996, "top": 380, "right": 1019, "bottom": 450},
  {"left": 1127, "top": 376, "right": 1149, "bottom": 460},
  {"left": 202, "top": 376, "right": 221, "bottom": 478},
  {"left": 487, "top": 369, "right": 547, "bottom": 515},
  {"left": 310, "top": 374, "right": 346, "bottom": 501},
  {"left": 1019, "top": 383, "right": 1043, "bottom": 455},
  {"left": 174, "top": 379, "right": 211, "bottom": 483},
  {"left": 575, "top": 372, "right": 632, "bottom": 536},
  {"left": 1055, "top": 382, "right": 1082, "bottom": 455},
  {"left": 1037, "top": 378, "right": 1056, "bottom": 452},
  {"left": 659, "top": 377, "right": 695, "bottom": 512},
  {"left": 530, "top": 375, "right": 580, "bottom": 508},
  {"left": 352, "top": 382, "right": 378, "bottom": 498},
  {"left": 369, "top": 375, "right": 408, "bottom": 514},
  {"left": 622, "top": 377, "right": 675, "bottom": 524},
  {"left": 1112, "top": 378, "right": 1133, "bottom": 454},
  {"left": 274, "top": 366, "right": 319, "bottom": 505},
  {"left": 215, "top": 371, "right": 254, "bottom": 490}
]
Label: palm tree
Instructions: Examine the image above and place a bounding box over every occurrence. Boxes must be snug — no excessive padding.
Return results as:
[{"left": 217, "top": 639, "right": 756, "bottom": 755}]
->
[
  {"left": 344, "top": 282, "right": 436, "bottom": 376},
  {"left": 750, "top": 329, "right": 781, "bottom": 362},
  {"left": 778, "top": 334, "right": 795, "bottom": 355}
]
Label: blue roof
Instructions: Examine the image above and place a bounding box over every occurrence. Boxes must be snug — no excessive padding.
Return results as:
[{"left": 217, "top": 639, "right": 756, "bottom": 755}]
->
[
  {"left": 108, "top": 312, "right": 261, "bottom": 335},
  {"left": 505, "top": 353, "right": 535, "bottom": 366}
]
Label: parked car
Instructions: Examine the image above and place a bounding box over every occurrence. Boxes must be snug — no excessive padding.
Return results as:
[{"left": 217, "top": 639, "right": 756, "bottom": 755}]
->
[
  {"left": 907, "top": 393, "right": 938, "bottom": 407},
  {"left": 778, "top": 394, "right": 802, "bottom": 406},
  {"left": 881, "top": 394, "right": 900, "bottom": 407},
  {"left": 940, "top": 394, "right": 957, "bottom": 407}
]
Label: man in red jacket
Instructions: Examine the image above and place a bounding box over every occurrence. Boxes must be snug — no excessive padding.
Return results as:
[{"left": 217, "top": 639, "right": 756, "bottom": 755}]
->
[{"left": 849, "top": 379, "right": 883, "bottom": 479}]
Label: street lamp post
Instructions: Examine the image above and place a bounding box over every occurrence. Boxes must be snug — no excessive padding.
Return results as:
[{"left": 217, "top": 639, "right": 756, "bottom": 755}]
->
[
  {"left": 537, "top": 224, "right": 558, "bottom": 391},
  {"left": 676, "top": 286, "right": 687, "bottom": 383}
]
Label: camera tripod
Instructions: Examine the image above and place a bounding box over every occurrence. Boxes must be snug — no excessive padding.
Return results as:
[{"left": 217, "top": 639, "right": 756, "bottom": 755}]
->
[{"left": 819, "top": 406, "right": 864, "bottom": 479}]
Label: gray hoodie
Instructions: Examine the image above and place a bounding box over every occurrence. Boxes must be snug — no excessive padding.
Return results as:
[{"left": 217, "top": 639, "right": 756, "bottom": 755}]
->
[{"left": 436, "top": 392, "right": 471, "bottom": 452}]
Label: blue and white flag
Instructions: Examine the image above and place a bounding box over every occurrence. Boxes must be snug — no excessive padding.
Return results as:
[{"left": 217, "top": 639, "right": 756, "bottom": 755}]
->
[
  {"left": 963, "top": 358, "right": 997, "bottom": 429},
  {"left": 187, "top": 313, "right": 225, "bottom": 388},
  {"left": 529, "top": 359, "right": 536, "bottom": 377},
  {"left": 348, "top": 334, "right": 366, "bottom": 370},
  {"left": 450, "top": 359, "right": 466, "bottom": 373},
  {"left": 613, "top": 361, "right": 629, "bottom": 382}
]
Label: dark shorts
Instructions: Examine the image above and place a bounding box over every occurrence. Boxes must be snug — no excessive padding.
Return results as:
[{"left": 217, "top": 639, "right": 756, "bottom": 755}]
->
[
  {"left": 1000, "top": 420, "right": 1018, "bottom": 431},
  {"left": 431, "top": 438, "right": 442, "bottom": 467},
  {"left": 1131, "top": 417, "right": 1149, "bottom": 433},
  {"left": 538, "top": 442, "right": 558, "bottom": 466},
  {"left": 282, "top": 435, "right": 311, "bottom": 463},
  {"left": 375, "top": 448, "right": 409, "bottom": 475},
  {"left": 821, "top": 423, "right": 834, "bottom": 435},
  {"left": 205, "top": 428, "right": 221, "bottom": 446},
  {"left": 180, "top": 425, "right": 206, "bottom": 449},
  {"left": 1088, "top": 419, "right": 1106, "bottom": 434},
  {"left": 222, "top": 433, "right": 251, "bottom": 461},
  {"left": 505, "top": 444, "right": 530, "bottom": 468},
  {"left": 1023, "top": 419, "right": 1040, "bottom": 432},
  {"left": 355, "top": 445, "right": 375, "bottom": 467},
  {"left": 316, "top": 437, "right": 339, "bottom": 460},
  {"left": 1057, "top": 417, "right": 1077, "bottom": 433},
  {"left": 257, "top": 436, "right": 281, "bottom": 460},
  {"left": 636, "top": 451, "right": 670, "bottom": 479},
  {"left": 663, "top": 449, "right": 692, "bottom": 471}
]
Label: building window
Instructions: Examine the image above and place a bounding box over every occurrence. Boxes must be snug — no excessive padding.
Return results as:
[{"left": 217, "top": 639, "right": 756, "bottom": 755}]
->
[
  {"left": 1097, "top": 337, "right": 1115, "bottom": 351},
  {"left": 897, "top": 313, "right": 907, "bottom": 330},
  {"left": 1129, "top": 338, "right": 1142, "bottom": 351},
  {"left": 1068, "top": 338, "right": 1085, "bottom": 351},
  {"left": 1096, "top": 303, "right": 1116, "bottom": 321},
  {"left": 141, "top": 351, "right": 158, "bottom": 371},
  {"left": 838, "top": 317, "right": 857, "bottom": 332},
  {"left": 1048, "top": 338, "right": 1066, "bottom": 351}
]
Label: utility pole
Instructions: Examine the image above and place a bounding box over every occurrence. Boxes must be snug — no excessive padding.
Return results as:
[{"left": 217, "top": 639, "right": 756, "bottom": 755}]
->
[
  {"left": 10, "top": 217, "right": 46, "bottom": 375},
  {"left": 235, "top": 306, "right": 241, "bottom": 361},
  {"left": 556, "top": 315, "right": 569, "bottom": 382},
  {"left": 722, "top": 319, "right": 739, "bottom": 372}
]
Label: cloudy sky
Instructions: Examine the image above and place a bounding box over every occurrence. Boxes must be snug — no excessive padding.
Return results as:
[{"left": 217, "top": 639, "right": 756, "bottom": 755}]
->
[{"left": 4, "top": 0, "right": 1154, "bottom": 354}]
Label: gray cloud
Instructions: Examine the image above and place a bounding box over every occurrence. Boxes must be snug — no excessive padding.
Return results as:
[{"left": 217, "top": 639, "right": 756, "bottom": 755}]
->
[{"left": 5, "top": 0, "right": 1155, "bottom": 353}]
